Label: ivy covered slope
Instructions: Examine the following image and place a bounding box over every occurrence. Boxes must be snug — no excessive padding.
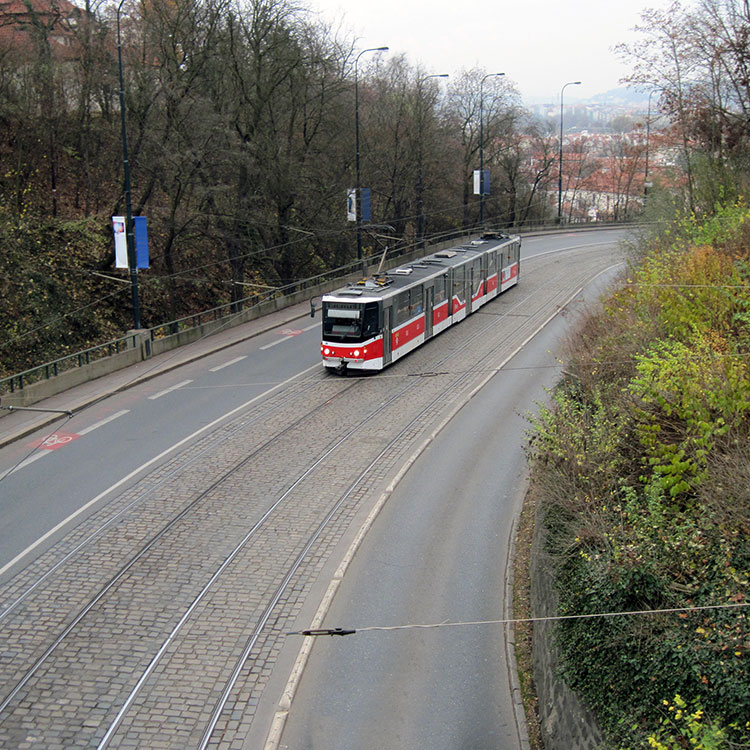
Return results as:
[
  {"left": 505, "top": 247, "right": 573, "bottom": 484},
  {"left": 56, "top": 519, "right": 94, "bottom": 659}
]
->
[{"left": 528, "top": 203, "right": 750, "bottom": 748}]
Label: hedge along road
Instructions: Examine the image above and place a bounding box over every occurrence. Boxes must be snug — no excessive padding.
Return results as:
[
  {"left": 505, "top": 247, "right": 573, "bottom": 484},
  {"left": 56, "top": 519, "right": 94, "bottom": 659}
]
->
[{"left": 0, "top": 229, "right": 629, "bottom": 749}]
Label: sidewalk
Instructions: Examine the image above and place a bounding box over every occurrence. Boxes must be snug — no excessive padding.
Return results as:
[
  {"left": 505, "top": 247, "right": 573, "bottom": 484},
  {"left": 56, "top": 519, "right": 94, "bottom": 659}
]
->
[{"left": 0, "top": 300, "right": 314, "bottom": 450}]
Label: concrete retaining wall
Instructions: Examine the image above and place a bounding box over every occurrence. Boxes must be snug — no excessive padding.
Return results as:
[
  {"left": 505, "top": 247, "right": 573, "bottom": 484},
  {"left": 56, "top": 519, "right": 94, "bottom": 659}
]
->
[{"left": 530, "top": 500, "right": 605, "bottom": 749}]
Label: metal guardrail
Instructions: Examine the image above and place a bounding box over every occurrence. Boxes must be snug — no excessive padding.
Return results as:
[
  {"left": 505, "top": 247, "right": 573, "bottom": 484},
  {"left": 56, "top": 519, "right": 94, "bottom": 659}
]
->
[
  {"left": 1, "top": 333, "right": 141, "bottom": 394},
  {"left": 0, "top": 219, "right": 630, "bottom": 397},
  {"left": 0, "top": 240, "right": 418, "bottom": 396}
]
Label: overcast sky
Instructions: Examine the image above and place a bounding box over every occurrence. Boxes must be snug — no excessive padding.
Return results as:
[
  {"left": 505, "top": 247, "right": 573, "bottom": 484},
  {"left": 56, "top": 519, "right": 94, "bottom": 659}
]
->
[{"left": 303, "top": 0, "right": 672, "bottom": 102}]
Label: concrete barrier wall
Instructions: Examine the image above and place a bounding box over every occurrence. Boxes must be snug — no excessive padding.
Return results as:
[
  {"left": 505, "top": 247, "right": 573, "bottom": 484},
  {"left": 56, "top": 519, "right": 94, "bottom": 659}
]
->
[
  {"left": 0, "top": 345, "right": 144, "bottom": 408},
  {"left": 530, "top": 500, "right": 605, "bottom": 749}
]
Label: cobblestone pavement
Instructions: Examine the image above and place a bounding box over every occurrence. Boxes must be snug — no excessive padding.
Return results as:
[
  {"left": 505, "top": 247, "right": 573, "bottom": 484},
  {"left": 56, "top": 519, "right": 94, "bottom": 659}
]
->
[{"left": 0, "top": 243, "right": 623, "bottom": 749}]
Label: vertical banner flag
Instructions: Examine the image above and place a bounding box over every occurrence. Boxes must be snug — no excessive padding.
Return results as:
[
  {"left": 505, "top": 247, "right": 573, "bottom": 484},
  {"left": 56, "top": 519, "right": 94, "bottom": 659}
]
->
[
  {"left": 134, "top": 216, "right": 150, "bottom": 269},
  {"left": 113, "top": 216, "right": 127, "bottom": 268},
  {"left": 113, "top": 216, "right": 150, "bottom": 269},
  {"left": 361, "top": 188, "right": 371, "bottom": 222},
  {"left": 347, "top": 189, "right": 356, "bottom": 221},
  {"left": 473, "top": 170, "right": 490, "bottom": 195}
]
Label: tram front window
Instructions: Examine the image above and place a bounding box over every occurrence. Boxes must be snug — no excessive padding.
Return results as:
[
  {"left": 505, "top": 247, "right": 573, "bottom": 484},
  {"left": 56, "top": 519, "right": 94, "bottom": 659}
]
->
[{"left": 323, "top": 302, "right": 379, "bottom": 342}]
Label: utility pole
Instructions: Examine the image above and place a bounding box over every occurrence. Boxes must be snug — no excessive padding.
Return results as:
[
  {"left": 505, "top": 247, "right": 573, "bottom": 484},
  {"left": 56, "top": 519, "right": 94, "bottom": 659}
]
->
[{"left": 117, "top": 0, "right": 141, "bottom": 330}]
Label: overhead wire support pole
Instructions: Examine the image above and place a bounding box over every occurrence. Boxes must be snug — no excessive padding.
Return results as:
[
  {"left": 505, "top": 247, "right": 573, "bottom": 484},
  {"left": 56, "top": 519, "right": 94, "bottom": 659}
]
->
[
  {"left": 354, "top": 46, "right": 388, "bottom": 277},
  {"left": 479, "top": 72, "right": 504, "bottom": 227},
  {"left": 117, "top": 0, "right": 141, "bottom": 330}
]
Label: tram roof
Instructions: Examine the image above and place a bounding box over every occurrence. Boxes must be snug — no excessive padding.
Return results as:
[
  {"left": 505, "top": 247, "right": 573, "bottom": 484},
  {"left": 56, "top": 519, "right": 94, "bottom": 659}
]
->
[{"left": 323, "top": 233, "right": 519, "bottom": 303}]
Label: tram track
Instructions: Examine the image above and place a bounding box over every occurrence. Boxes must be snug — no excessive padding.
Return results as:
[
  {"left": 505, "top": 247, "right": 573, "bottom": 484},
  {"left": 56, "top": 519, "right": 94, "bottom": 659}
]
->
[
  {"left": 0, "top": 241, "right": 624, "bottom": 749},
  {"left": 102, "top": 247, "right": 613, "bottom": 749}
]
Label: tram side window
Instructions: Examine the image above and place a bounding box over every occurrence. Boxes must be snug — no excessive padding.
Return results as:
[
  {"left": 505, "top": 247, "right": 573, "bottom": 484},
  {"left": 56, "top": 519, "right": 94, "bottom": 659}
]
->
[
  {"left": 395, "top": 291, "right": 410, "bottom": 325},
  {"left": 410, "top": 286, "right": 423, "bottom": 315},
  {"left": 434, "top": 274, "right": 448, "bottom": 305},
  {"left": 453, "top": 265, "right": 465, "bottom": 299},
  {"left": 488, "top": 251, "right": 496, "bottom": 275}
]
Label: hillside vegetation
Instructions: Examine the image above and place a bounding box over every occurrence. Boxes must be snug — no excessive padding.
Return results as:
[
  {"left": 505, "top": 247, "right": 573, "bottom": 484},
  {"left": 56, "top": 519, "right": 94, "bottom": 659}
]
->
[{"left": 528, "top": 202, "right": 749, "bottom": 747}]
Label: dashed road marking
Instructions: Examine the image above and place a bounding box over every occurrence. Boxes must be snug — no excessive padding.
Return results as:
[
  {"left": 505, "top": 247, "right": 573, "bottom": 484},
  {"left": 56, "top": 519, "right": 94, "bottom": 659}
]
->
[
  {"left": 77, "top": 410, "right": 130, "bottom": 436},
  {"left": 209, "top": 356, "right": 247, "bottom": 373},
  {"left": 148, "top": 380, "right": 193, "bottom": 400},
  {"left": 0, "top": 452, "right": 47, "bottom": 480},
  {"left": 260, "top": 322, "right": 319, "bottom": 350}
]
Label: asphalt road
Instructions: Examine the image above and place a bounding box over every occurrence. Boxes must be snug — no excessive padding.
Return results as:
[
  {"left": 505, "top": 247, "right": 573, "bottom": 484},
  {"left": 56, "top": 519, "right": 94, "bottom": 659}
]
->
[
  {"left": 277, "top": 251, "right": 625, "bottom": 750},
  {"left": 0, "top": 228, "right": 629, "bottom": 749}
]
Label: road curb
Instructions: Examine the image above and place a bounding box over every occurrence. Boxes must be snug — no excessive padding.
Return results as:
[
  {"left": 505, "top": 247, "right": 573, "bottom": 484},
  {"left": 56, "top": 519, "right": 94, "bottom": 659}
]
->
[{"left": 0, "top": 308, "right": 312, "bottom": 450}]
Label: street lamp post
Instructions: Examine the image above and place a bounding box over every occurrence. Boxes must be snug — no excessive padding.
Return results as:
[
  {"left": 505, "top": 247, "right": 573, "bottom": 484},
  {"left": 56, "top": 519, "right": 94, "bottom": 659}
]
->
[
  {"left": 355, "top": 46, "right": 388, "bottom": 275},
  {"left": 479, "top": 72, "right": 504, "bottom": 227},
  {"left": 416, "top": 73, "right": 448, "bottom": 248},
  {"left": 557, "top": 80, "right": 581, "bottom": 223},
  {"left": 116, "top": 0, "right": 141, "bottom": 330}
]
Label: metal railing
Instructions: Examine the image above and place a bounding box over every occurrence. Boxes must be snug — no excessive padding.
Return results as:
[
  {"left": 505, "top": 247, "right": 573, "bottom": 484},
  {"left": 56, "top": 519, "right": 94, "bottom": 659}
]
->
[
  {"left": 1, "top": 333, "right": 142, "bottom": 394},
  {"left": 0, "top": 219, "right": 630, "bottom": 399}
]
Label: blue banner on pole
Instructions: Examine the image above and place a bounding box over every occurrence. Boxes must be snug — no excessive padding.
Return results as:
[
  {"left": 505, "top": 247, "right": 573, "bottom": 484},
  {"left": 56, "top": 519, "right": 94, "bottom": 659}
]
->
[
  {"left": 482, "top": 169, "right": 490, "bottom": 196},
  {"left": 361, "top": 188, "right": 371, "bottom": 222},
  {"left": 134, "top": 216, "right": 149, "bottom": 269}
]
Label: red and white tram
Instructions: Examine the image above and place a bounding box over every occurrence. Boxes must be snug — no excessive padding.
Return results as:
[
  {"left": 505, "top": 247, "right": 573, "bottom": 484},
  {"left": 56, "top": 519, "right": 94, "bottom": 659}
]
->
[{"left": 319, "top": 232, "right": 521, "bottom": 373}]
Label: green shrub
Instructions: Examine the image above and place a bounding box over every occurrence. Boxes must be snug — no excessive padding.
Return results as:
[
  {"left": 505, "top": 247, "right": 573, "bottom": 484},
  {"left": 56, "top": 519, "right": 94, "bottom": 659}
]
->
[{"left": 529, "top": 201, "right": 750, "bottom": 747}]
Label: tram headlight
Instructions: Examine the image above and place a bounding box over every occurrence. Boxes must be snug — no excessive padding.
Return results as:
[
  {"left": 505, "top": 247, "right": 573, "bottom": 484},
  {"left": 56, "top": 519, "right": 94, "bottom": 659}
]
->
[
  {"left": 323, "top": 347, "right": 330, "bottom": 355},
  {"left": 353, "top": 349, "right": 360, "bottom": 357}
]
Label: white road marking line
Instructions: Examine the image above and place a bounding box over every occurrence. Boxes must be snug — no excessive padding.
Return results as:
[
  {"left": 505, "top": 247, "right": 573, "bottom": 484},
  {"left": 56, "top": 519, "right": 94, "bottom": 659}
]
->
[
  {"left": 147, "top": 380, "right": 193, "bottom": 400},
  {"left": 0, "top": 452, "right": 48, "bottom": 480},
  {"left": 0, "top": 362, "right": 323, "bottom": 579},
  {"left": 259, "top": 338, "right": 285, "bottom": 351},
  {"left": 209, "top": 356, "right": 247, "bottom": 372},
  {"left": 260, "top": 322, "right": 318, "bottom": 350},
  {"left": 77, "top": 410, "right": 130, "bottom": 436}
]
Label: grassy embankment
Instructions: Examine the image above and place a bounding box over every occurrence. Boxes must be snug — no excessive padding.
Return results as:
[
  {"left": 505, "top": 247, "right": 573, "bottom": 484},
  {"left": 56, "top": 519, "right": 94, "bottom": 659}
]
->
[{"left": 517, "top": 203, "right": 749, "bottom": 749}]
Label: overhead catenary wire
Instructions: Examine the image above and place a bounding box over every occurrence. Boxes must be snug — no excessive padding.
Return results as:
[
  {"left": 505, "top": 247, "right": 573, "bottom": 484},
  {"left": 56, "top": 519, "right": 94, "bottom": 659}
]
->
[{"left": 290, "top": 601, "right": 749, "bottom": 637}]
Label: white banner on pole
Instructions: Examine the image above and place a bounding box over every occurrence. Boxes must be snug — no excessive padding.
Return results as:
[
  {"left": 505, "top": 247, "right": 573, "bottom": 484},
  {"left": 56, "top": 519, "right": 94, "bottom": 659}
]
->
[
  {"left": 473, "top": 170, "right": 480, "bottom": 195},
  {"left": 347, "top": 189, "right": 356, "bottom": 221},
  {"left": 113, "top": 216, "right": 128, "bottom": 268}
]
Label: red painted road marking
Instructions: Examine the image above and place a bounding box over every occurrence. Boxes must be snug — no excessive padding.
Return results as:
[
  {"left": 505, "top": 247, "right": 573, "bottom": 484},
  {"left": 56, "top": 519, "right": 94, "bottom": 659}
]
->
[
  {"left": 279, "top": 329, "right": 303, "bottom": 336},
  {"left": 29, "top": 432, "right": 81, "bottom": 451}
]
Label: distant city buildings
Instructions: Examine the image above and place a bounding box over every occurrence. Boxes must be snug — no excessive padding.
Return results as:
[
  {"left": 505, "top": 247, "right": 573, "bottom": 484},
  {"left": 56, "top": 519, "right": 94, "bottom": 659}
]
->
[{"left": 526, "top": 91, "right": 676, "bottom": 222}]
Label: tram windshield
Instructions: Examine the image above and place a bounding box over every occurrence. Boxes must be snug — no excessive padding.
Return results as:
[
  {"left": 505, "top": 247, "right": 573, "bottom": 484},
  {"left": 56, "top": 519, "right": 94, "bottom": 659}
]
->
[{"left": 323, "top": 301, "right": 380, "bottom": 342}]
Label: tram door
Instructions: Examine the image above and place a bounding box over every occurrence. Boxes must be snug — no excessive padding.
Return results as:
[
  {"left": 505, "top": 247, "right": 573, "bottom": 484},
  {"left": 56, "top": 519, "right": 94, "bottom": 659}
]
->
[
  {"left": 468, "top": 266, "right": 474, "bottom": 313},
  {"left": 425, "top": 287, "right": 434, "bottom": 339},
  {"left": 382, "top": 305, "right": 392, "bottom": 365}
]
